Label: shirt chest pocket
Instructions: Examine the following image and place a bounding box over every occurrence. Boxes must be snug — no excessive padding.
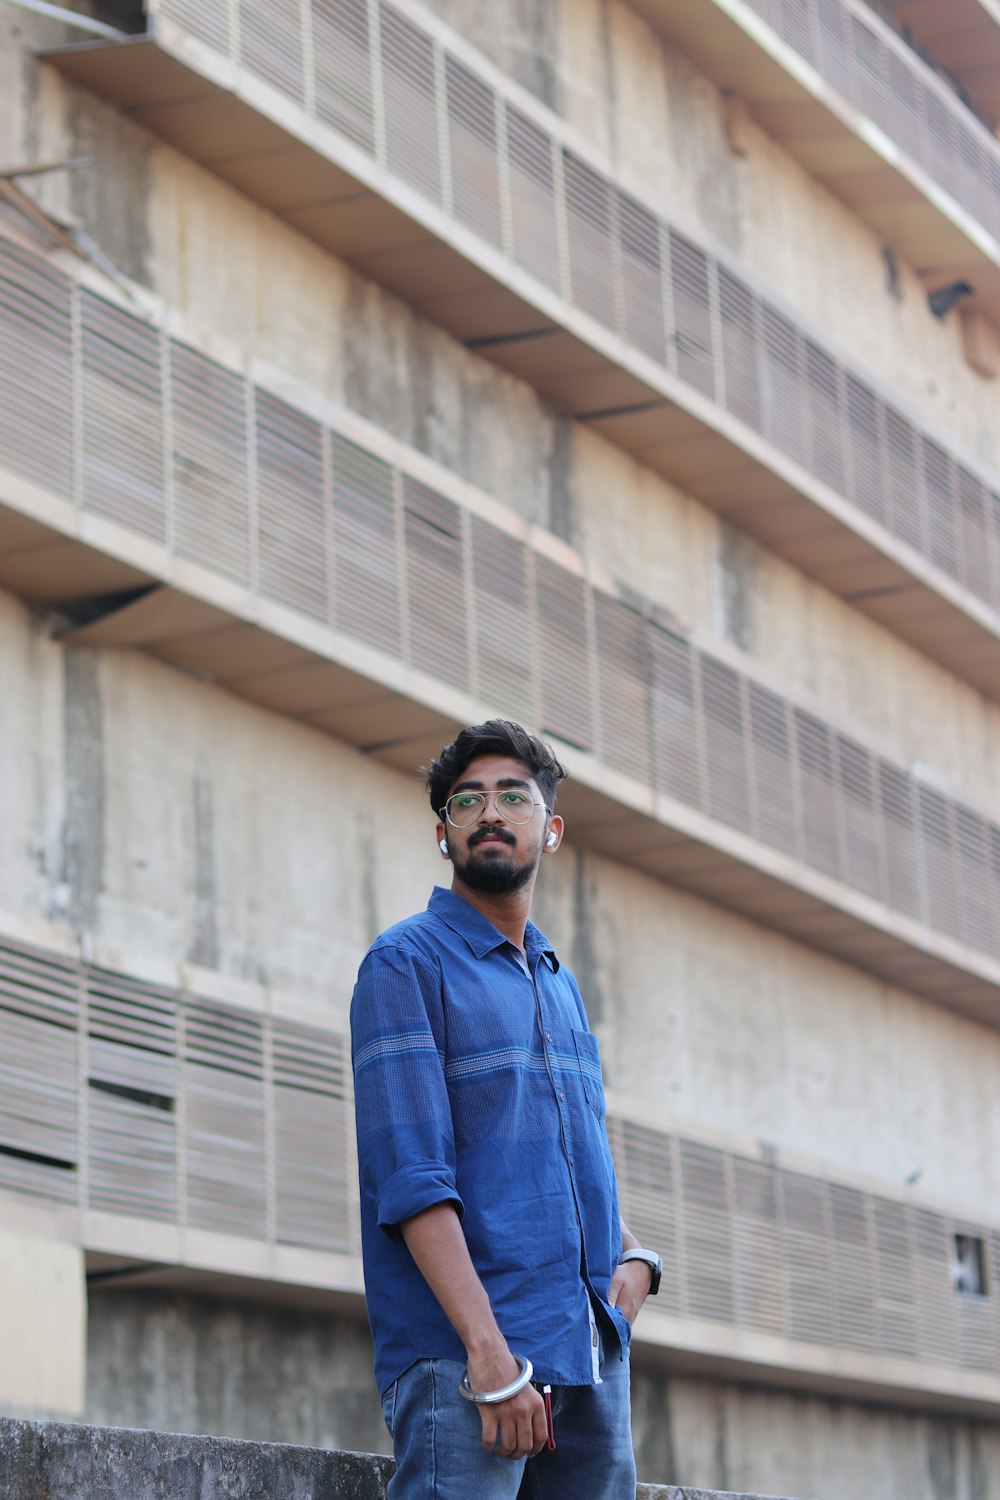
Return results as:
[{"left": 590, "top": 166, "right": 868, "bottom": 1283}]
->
[{"left": 572, "top": 1029, "right": 606, "bottom": 1121}]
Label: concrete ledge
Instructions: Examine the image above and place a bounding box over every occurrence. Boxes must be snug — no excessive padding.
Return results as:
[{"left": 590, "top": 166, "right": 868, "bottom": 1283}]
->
[
  {"left": 0, "top": 1420, "right": 394, "bottom": 1499},
  {"left": 0, "top": 1418, "right": 799, "bottom": 1499}
]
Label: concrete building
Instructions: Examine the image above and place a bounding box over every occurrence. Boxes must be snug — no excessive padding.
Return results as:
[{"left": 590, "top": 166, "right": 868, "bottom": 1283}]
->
[{"left": 0, "top": 0, "right": 999, "bottom": 1493}]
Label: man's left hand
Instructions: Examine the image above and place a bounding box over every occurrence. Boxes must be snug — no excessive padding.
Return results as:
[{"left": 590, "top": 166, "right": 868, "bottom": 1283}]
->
[{"left": 608, "top": 1257, "right": 652, "bottom": 1325}]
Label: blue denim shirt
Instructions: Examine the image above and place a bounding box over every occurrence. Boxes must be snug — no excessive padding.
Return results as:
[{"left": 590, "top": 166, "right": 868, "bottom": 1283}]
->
[{"left": 351, "top": 886, "right": 628, "bottom": 1394}]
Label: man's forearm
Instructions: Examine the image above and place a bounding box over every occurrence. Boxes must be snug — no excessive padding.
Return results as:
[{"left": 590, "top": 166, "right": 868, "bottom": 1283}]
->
[
  {"left": 400, "top": 1202, "right": 509, "bottom": 1367},
  {"left": 620, "top": 1215, "right": 641, "bottom": 1254},
  {"left": 400, "top": 1202, "right": 547, "bottom": 1459}
]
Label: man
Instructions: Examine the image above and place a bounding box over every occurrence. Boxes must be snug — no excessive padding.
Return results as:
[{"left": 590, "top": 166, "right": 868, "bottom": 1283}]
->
[{"left": 351, "top": 720, "right": 662, "bottom": 1498}]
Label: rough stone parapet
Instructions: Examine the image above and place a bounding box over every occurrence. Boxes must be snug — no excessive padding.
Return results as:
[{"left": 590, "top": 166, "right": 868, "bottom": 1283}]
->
[{"left": 0, "top": 1418, "right": 800, "bottom": 1499}]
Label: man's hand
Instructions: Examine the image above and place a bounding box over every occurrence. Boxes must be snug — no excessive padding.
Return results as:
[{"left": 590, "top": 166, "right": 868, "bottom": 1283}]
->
[
  {"left": 608, "top": 1256, "right": 652, "bottom": 1326},
  {"left": 466, "top": 1347, "right": 548, "bottom": 1459},
  {"left": 399, "top": 1207, "right": 547, "bottom": 1459}
]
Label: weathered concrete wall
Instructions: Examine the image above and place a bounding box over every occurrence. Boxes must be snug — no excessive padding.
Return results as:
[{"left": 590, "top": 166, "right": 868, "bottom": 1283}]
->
[
  {"left": 0, "top": 1416, "right": 803, "bottom": 1500},
  {"left": 0, "top": 1417, "right": 395, "bottom": 1500},
  {"left": 4, "top": 588, "right": 1000, "bottom": 1210},
  {"left": 84, "top": 1291, "right": 393, "bottom": 1461},
  {"left": 2, "top": 5, "right": 1000, "bottom": 809},
  {"left": 0, "top": 1230, "right": 85, "bottom": 1417},
  {"left": 633, "top": 1370, "right": 1000, "bottom": 1500},
  {"left": 80, "top": 1290, "right": 1000, "bottom": 1500},
  {"left": 421, "top": 0, "right": 998, "bottom": 461},
  {"left": 1, "top": 5, "right": 999, "bottom": 1496}
]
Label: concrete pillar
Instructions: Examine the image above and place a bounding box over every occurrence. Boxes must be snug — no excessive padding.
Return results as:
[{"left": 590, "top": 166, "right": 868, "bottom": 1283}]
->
[{"left": 0, "top": 1230, "right": 86, "bottom": 1418}]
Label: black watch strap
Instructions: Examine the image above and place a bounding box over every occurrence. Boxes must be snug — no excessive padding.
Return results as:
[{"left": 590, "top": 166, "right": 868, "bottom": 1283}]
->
[{"left": 618, "top": 1247, "right": 662, "bottom": 1295}]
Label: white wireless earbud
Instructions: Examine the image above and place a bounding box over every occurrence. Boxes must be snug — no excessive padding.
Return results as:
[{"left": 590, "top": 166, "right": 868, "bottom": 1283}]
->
[
  {"left": 546, "top": 831, "right": 558, "bottom": 848},
  {"left": 439, "top": 839, "right": 449, "bottom": 854}
]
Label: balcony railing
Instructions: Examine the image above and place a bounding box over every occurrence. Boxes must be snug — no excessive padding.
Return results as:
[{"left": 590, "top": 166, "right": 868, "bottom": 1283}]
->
[
  {"left": 880, "top": 0, "right": 1000, "bottom": 128},
  {"left": 144, "top": 0, "right": 1000, "bottom": 256},
  {"left": 630, "top": 0, "right": 1000, "bottom": 301},
  {"left": 40, "top": 0, "right": 1000, "bottom": 702},
  {"left": 0, "top": 925, "right": 354, "bottom": 1258},
  {"left": 2, "top": 230, "right": 1000, "bottom": 1024},
  {"left": 746, "top": 0, "right": 1000, "bottom": 240},
  {"left": 2, "top": 918, "right": 999, "bottom": 1410}
]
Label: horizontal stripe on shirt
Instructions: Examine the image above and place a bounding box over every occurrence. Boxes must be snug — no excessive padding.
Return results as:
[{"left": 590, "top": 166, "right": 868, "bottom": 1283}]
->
[{"left": 350, "top": 885, "right": 628, "bottom": 1394}]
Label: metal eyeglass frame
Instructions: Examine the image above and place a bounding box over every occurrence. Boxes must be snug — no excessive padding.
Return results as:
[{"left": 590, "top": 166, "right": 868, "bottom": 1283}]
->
[{"left": 439, "top": 790, "right": 551, "bottom": 827}]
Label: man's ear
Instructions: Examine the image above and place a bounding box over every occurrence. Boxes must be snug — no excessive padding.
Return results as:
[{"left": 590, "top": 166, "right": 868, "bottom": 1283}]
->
[
  {"left": 543, "top": 815, "right": 564, "bottom": 853},
  {"left": 435, "top": 821, "right": 450, "bottom": 858}
]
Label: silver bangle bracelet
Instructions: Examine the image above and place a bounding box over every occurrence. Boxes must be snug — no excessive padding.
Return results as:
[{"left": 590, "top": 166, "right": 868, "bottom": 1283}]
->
[{"left": 458, "top": 1353, "right": 534, "bottom": 1404}]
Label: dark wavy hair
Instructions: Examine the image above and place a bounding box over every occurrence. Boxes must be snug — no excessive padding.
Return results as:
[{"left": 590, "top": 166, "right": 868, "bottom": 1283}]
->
[{"left": 423, "top": 720, "right": 568, "bottom": 816}]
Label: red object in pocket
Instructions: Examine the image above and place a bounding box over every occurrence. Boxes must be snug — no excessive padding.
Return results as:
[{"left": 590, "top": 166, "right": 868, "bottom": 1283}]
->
[{"left": 543, "top": 1384, "right": 556, "bottom": 1451}]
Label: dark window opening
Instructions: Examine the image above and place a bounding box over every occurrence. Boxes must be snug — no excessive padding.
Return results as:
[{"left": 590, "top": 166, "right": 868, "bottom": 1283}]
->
[
  {"left": 0, "top": 1141, "right": 75, "bottom": 1171},
  {"left": 94, "top": 1, "right": 146, "bottom": 33},
  {"left": 952, "top": 1234, "right": 988, "bottom": 1296},
  {"left": 88, "top": 1077, "right": 175, "bottom": 1113}
]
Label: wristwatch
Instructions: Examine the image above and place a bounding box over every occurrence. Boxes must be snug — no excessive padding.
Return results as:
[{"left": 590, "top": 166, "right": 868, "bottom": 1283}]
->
[{"left": 618, "top": 1247, "right": 662, "bottom": 1295}]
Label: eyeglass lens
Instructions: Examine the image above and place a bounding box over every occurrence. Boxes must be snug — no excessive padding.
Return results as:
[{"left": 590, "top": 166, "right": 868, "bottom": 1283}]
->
[{"left": 445, "top": 791, "right": 537, "bottom": 826}]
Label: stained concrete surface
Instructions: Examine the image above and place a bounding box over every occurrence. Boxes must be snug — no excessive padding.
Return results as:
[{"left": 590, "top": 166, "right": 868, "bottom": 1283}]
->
[
  {"left": 83, "top": 1291, "right": 1000, "bottom": 1500},
  {"left": 8, "top": 5, "right": 1000, "bottom": 806},
  {"left": 0, "top": 1231, "right": 85, "bottom": 1416},
  {"left": 0, "top": 6, "right": 999, "bottom": 1496},
  {"left": 62, "top": 648, "right": 105, "bottom": 935},
  {"left": 4, "top": 588, "right": 1000, "bottom": 1212},
  {"left": 0, "top": 1416, "right": 798, "bottom": 1500},
  {"left": 419, "top": 0, "right": 997, "bottom": 462},
  {"left": 0, "top": 1418, "right": 395, "bottom": 1500},
  {"left": 85, "top": 1292, "right": 393, "bottom": 1461}
]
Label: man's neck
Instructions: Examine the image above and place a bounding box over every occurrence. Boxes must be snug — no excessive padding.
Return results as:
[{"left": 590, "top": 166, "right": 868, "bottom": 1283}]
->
[{"left": 450, "top": 877, "right": 535, "bottom": 952}]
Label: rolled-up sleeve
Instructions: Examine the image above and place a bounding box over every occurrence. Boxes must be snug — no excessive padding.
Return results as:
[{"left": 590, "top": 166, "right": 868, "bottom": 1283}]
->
[{"left": 351, "top": 943, "right": 464, "bottom": 1235}]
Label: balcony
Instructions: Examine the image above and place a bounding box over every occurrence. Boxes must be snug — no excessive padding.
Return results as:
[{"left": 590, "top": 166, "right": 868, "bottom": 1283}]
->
[
  {"left": 628, "top": 0, "right": 1000, "bottom": 315},
  {"left": 886, "top": 0, "right": 1000, "bottom": 125},
  {"left": 2, "top": 229, "right": 1000, "bottom": 1027},
  {"left": 2, "top": 917, "right": 999, "bottom": 1412},
  {"left": 38, "top": 0, "right": 1000, "bottom": 703}
]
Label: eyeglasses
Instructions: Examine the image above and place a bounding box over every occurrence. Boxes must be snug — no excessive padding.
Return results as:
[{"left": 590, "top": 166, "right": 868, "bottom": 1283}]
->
[{"left": 440, "top": 789, "right": 548, "bottom": 827}]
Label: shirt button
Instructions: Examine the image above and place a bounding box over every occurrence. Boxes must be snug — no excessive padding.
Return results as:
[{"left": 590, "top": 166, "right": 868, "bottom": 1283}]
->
[
  {"left": 559, "top": 1091, "right": 565, "bottom": 1101},
  {"left": 546, "top": 1032, "right": 553, "bottom": 1043}
]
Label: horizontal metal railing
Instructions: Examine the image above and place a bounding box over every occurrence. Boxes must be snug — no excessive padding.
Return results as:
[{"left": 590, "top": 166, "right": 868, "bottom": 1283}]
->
[
  {"left": 151, "top": 0, "right": 1000, "bottom": 253},
  {"left": 44, "top": 0, "right": 1000, "bottom": 657},
  {"left": 159, "top": 0, "right": 1000, "bottom": 612},
  {"left": 0, "top": 932, "right": 353, "bottom": 1253},
  {"left": 2, "top": 233, "right": 1000, "bottom": 990},
  {"left": 742, "top": 0, "right": 1000, "bottom": 243},
  {"left": 875, "top": 0, "right": 1000, "bottom": 127},
  {"left": 609, "top": 1115, "right": 1000, "bottom": 1377},
  {"left": 1, "top": 924, "right": 998, "bottom": 1392}
]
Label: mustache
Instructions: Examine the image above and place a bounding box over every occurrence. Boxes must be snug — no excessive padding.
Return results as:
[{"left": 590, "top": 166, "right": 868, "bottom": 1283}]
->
[{"left": 468, "top": 827, "right": 517, "bottom": 849}]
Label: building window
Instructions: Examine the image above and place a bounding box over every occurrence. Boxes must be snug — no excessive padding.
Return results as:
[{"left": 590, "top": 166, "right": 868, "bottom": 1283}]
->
[{"left": 952, "top": 1234, "right": 988, "bottom": 1296}]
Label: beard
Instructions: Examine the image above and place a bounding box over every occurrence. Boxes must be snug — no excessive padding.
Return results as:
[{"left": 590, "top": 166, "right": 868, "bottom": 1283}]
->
[{"left": 450, "top": 831, "right": 538, "bottom": 894}]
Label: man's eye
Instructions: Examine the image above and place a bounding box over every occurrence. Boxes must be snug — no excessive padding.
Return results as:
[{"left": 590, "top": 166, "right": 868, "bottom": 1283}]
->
[
  {"left": 454, "top": 794, "right": 481, "bottom": 807},
  {"left": 500, "top": 791, "right": 530, "bottom": 806}
]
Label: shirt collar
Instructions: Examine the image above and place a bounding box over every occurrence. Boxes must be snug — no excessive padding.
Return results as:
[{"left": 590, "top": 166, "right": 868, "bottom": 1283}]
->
[{"left": 427, "top": 886, "right": 560, "bottom": 970}]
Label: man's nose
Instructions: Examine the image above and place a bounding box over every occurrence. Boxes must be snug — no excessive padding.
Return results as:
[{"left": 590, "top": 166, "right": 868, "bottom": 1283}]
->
[{"left": 477, "top": 793, "right": 505, "bottom": 823}]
